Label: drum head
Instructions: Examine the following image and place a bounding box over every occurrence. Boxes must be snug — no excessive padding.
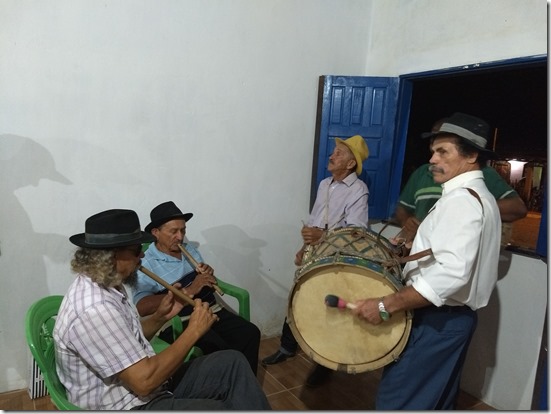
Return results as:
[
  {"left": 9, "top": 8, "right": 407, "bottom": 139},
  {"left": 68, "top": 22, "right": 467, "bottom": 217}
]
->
[{"left": 288, "top": 259, "right": 411, "bottom": 373}]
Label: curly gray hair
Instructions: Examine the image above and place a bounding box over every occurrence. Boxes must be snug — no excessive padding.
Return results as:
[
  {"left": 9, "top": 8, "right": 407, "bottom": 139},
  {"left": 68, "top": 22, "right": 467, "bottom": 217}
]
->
[{"left": 71, "top": 248, "right": 122, "bottom": 288}]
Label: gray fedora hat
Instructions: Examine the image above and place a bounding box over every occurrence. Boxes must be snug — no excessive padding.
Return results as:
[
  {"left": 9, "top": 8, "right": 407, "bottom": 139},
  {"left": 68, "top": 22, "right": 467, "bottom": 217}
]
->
[{"left": 422, "top": 112, "right": 496, "bottom": 157}]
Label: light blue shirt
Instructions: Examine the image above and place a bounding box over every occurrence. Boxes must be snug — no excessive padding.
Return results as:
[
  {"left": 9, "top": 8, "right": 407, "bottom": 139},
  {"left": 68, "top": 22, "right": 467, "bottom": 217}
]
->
[{"left": 133, "top": 243, "right": 217, "bottom": 312}]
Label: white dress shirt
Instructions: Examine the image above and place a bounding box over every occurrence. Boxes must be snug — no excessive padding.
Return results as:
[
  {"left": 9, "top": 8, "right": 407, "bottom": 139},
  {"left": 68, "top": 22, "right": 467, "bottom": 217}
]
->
[{"left": 403, "top": 170, "right": 501, "bottom": 310}]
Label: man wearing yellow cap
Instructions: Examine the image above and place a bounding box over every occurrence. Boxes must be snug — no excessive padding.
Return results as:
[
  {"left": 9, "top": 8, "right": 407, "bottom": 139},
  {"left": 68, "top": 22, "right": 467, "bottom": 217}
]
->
[{"left": 262, "top": 135, "right": 369, "bottom": 387}]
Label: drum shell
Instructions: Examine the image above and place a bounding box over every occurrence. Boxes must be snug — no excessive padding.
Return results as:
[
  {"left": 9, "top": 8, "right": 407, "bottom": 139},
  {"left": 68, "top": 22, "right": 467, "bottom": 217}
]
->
[{"left": 288, "top": 229, "right": 412, "bottom": 374}]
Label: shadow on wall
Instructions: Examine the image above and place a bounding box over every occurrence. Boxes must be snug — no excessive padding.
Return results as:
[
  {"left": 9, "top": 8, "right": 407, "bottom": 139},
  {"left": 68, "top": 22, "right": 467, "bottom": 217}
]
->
[
  {"left": 460, "top": 249, "right": 516, "bottom": 405},
  {"left": 190, "top": 224, "right": 268, "bottom": 287},
  {"left": 0, "top": 134, "right": 71, "bottom": 390},
  {"left": 186, "top": 224, "right": 281, "bottom": 322}
]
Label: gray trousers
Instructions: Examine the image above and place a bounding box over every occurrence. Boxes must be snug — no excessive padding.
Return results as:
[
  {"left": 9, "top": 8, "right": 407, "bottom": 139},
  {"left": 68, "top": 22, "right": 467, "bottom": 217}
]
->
[{"left": 135, "top": 350, "right": 271, "bottom": 410}]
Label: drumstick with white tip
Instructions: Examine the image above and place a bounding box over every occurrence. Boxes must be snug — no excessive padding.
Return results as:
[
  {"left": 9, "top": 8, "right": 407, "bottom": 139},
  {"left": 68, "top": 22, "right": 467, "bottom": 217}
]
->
[
  {"left": 324, "top": 294, "right": 357, "bottom": 310},
  {"left": 178, "top": 244, "right": 224, "bottom": 296}
]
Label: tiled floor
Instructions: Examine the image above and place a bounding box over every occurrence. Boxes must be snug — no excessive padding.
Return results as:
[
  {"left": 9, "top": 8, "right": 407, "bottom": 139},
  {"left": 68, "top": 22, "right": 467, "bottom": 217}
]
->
[
  {"left": 0, "top": 389, "right": 56, "bottom": 411},
  {"left": 0, "top": 336, "right": 495, "bottom": 410},
  {"left": 258, "top": 336, "right": 495, "bottom": 410}
]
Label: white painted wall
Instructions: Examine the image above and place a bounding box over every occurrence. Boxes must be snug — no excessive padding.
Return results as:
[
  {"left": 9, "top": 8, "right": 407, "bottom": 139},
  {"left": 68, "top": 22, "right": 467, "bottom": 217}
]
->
[
  {"left": 0, "top": 0, "right": 546, "bottom": 409},
  {"left": 461, "top": 253, "right": 547, "bottom": 410},
  {"left": 0, "top": 0, "right": 373, "bottom": 392},
  {"left": 365, "top": 0, "right": 546, "bottom": 75}
]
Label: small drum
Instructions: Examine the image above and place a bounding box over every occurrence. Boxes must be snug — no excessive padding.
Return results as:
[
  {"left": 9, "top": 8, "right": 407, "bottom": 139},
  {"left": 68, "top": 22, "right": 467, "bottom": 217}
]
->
[{"left": 288, "top": 227, "right": 412, "bottom": 373}]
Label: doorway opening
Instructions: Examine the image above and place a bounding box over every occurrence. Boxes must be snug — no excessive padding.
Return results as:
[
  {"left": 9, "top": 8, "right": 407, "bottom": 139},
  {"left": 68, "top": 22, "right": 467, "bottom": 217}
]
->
[{"left": 400, "top": 58, "right": 547, "bottom": 252}]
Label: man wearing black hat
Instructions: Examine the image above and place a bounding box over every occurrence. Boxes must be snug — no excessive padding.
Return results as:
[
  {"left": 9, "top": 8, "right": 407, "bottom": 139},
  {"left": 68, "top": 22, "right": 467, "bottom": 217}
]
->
[
  {"left": 351, "top": 113, "right": 502, "bottom": 409},
  {"left": 53, "top": 209, "right": 271, "bottom": 410},
  {"left": 132, "top": 201, "right": 261, "bottom": 375}
]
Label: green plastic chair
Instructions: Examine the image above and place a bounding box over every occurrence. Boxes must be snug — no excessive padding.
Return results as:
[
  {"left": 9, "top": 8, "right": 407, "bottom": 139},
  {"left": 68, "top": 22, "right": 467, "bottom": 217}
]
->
[
  {"left": 25, "top": 295, "right": 82, "bottom": 410},
  {"left": 150, "top": 318, "right": 203, "bottom": 361},
  {"left": 25, "top": 295, "right": 203, "bottom": 410}
]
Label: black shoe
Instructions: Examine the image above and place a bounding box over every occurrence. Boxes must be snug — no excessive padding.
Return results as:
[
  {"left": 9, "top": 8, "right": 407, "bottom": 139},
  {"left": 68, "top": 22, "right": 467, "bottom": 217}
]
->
[
  {"left": 305, "top": 364, "right": 332, "bottom": 387},
  {"left": 261, "top": 350, "right": 295, "bottom": 366}
]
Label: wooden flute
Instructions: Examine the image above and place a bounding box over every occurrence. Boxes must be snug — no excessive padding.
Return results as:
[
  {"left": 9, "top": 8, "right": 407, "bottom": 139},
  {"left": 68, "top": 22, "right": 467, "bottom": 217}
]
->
[
  {"left": 178, "top": 244, "right": 225, "bottom": 296},
  {"left": 138, "top": 265, "right": 196, "bottom": 306}
]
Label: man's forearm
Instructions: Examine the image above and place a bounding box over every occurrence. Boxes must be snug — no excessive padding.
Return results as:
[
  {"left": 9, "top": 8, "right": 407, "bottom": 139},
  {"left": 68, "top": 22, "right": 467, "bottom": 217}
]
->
[
  {"left": 136, "top": 294, "right": 165, "bottom": 317},
  {"left": 497, "top": 197, "right": 528, "bottom": 222},
  {"left": 394, "top": 205, "right": 414, "bottom": 227},
  {"left": 141, "top": 311, "right": 169, "bottom": 340},
  {"left": 384, "top": 285, "right": 432, "bottom": 315}
]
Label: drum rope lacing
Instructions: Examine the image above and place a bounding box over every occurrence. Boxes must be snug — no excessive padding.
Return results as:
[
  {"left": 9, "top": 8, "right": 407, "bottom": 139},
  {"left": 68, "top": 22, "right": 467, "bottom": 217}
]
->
[
  {"left": 376, "top": 221, "right": 433, "bottom": 276},
  {"left": 298, "top": 227, "right": 408, "bottom": 282}
]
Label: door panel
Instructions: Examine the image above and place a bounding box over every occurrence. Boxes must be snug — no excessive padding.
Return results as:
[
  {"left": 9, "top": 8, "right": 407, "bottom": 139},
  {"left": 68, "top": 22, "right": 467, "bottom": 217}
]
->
[{"left": 312, "top": 75, "right": 399, "bottom": 220}]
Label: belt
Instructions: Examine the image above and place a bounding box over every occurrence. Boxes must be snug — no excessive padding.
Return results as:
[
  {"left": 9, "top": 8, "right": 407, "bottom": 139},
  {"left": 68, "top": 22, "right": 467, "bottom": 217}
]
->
[{"left": 418, "top": 304, "right": 472, "bottom": 313}]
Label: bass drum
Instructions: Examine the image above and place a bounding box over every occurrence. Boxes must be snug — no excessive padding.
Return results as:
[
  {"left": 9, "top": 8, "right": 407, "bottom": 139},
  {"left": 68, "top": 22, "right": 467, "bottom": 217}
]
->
[{"left": 287, "top": 227, "right": 412, "bottom": 373}]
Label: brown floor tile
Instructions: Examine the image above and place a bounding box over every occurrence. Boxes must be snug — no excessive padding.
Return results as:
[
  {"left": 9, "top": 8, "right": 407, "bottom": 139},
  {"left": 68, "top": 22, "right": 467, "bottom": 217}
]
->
[
  {"left": 267, "top": 390, "right": 309, "bottom": 410},
  {"left": 256, "top": 366, "right": 286, "bottom": 395}
]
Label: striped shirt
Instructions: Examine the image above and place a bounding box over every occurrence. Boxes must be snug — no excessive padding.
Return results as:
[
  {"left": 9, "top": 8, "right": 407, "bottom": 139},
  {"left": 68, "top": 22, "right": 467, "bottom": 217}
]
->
[
  {"left": 399, "top": 164, "right": 519, "bottom": 221},
  {"left": 53, "top": 275, "right": 167, "bottom": 410},
  {"left": 308, "top": 172, "right": 369, "bottom": 229}
]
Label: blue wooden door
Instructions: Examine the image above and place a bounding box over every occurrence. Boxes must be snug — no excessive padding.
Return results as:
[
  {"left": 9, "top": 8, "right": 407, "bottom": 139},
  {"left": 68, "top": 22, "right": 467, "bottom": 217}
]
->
[{"left": 312, "top": 75, "right": 400, "bottom": 219}]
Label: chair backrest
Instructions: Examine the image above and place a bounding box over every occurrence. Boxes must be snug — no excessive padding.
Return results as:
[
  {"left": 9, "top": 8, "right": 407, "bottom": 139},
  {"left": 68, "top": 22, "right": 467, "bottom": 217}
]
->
[{"left": 25, "top": 296, "right": 82, "bottom": 410}]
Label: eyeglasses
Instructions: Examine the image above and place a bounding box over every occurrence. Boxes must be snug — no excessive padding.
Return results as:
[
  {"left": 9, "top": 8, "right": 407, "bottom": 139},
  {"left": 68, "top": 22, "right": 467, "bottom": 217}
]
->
[{"left": 119, "top": 244, "right": 142, "bottom": 257}]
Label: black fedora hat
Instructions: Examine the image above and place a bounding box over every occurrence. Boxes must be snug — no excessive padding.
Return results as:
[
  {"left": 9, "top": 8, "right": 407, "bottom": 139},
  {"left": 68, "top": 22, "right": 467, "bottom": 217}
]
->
[
  {"left": 70, "top": 209, "right": 155, "bottom": 249},
  {"left": 421, "top": 112, "right": 496, "bottom": 157},
  {"left": 145, "top": 201, "right": 193, "bottom": 233}
]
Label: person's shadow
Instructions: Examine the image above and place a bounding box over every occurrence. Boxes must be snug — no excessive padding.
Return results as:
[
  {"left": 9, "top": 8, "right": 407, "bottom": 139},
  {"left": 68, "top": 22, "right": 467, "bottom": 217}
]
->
[
  {"left": 186, "top": 224, "right": 285, "bottom": 322},
  {"left": 460, "top": 248, "right": 512, "bottom": 398},
  {"left": 0, "top": 134, "right": 72, "bottom": 387}
]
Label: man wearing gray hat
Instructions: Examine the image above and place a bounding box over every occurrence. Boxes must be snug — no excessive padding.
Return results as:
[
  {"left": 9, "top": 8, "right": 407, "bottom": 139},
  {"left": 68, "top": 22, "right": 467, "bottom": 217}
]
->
[
  {"left": 351, "top": 113, "right": 501, "bottom": 409},
  {"left": 53, "top": 209, "right": 270, "bottom": 410},
  {"left": 392, "top": 115, "right": 527, "bottom": 249}
]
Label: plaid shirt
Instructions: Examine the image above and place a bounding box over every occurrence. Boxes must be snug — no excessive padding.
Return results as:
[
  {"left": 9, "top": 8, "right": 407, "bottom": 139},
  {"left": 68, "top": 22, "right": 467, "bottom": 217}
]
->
[{"left": 53, "top": 274, "right": 168, "bottom": 410}]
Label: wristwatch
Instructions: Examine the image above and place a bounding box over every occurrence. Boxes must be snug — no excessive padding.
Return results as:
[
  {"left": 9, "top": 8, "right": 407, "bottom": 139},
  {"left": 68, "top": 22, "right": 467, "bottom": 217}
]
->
[{"left": 378, "top": 298, "right": 391, "bottom": 321}]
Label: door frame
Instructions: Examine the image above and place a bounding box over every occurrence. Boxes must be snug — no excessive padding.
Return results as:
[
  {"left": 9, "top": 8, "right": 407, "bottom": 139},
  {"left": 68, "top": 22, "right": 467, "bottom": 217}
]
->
[
  {"left": 389, "top": 55, "right": 547, "bottom": 256},
  {"left": 388, "top": 54, "right": 547, "bottom": 227}
]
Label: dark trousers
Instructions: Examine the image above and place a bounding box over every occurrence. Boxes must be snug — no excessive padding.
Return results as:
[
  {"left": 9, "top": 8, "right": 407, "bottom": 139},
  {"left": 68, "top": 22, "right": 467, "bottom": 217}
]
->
[
  {"left": 376, "top": 305, "right": 477, "bottom": 410},
  {"left": 159, "top": 308, "right": 261, "bottom": 375},
  {"left": 133, "top": 350, "right": 271, "bottom": 410},
  {"left": 279, "top": 318, "right": 298, "bottom": 354}
]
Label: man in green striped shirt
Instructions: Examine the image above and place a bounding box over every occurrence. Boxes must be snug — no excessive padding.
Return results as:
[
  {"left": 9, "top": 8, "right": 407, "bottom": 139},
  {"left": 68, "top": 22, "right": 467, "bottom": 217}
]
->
[{"left": 394, "top": 118, "right": 527, "bottom": 245}]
